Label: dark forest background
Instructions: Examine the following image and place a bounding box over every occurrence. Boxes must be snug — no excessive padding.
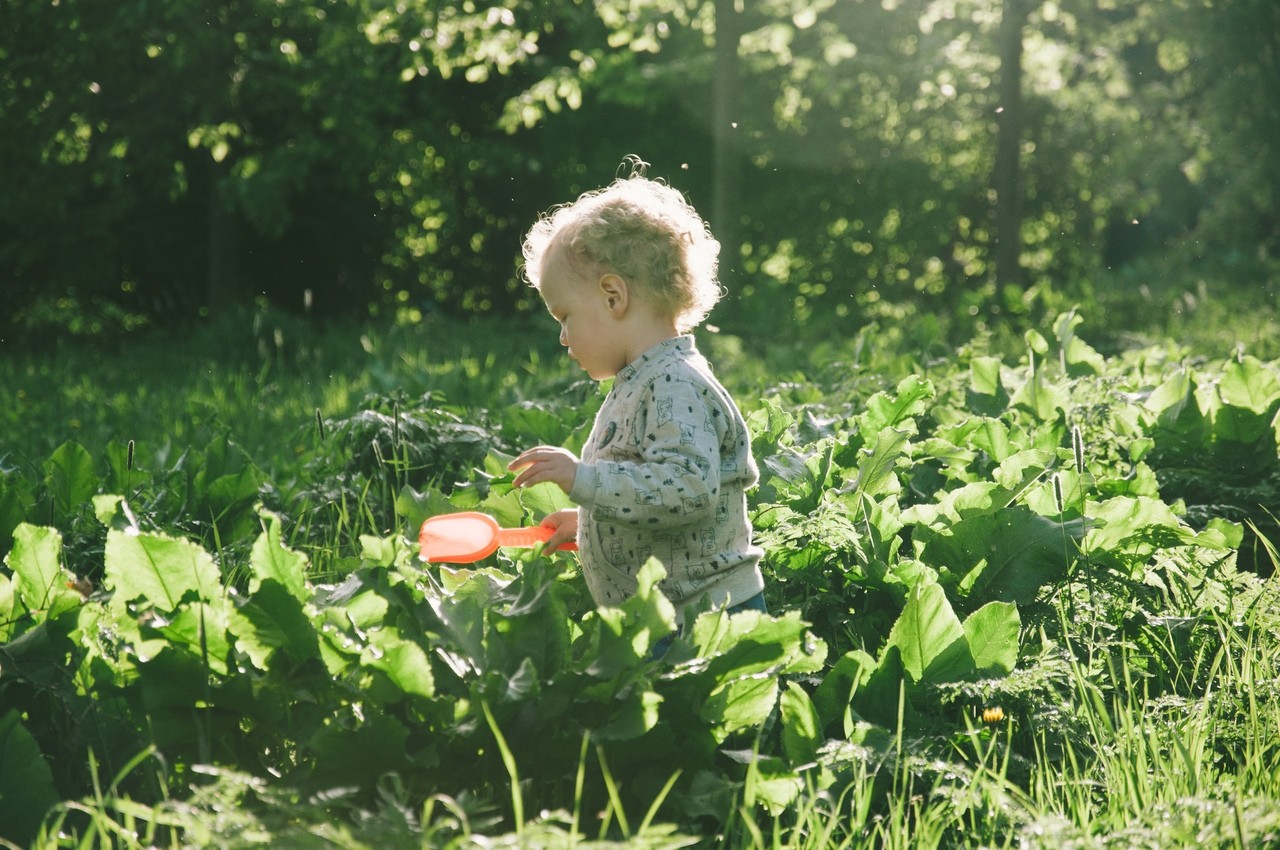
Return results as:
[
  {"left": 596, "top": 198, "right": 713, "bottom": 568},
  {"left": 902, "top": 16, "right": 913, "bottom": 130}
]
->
[{"left": 2, "top": 0, "right": 1277, "bottom": 344}]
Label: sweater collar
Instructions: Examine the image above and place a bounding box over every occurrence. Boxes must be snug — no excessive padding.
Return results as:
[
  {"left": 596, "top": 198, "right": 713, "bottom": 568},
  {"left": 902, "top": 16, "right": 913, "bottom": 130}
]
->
[{"left": 615, "top": 335, "right": 694, "bottom": 386}]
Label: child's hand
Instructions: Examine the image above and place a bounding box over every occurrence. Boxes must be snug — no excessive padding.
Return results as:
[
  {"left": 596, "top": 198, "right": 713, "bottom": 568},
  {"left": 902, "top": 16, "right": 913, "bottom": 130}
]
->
[
  {"left": 538, "top": 508, "right": 579, "bottom": 552},
  {"left": 508, "top": 446, "right": 580, "bottom": 495}
]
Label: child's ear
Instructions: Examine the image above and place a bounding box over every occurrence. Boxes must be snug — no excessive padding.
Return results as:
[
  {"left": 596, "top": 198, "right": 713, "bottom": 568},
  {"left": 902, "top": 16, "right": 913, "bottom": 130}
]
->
[{"left": 598, "top": 274, "right": 629, "bottom": 317}]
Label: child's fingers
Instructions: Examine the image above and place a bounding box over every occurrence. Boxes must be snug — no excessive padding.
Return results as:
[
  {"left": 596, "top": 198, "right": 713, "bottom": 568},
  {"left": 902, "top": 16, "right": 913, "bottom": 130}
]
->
[
  {"left": 539, "top": 512, "right": 578, "bottom": 552},
  {"left": 507, "top": 450, "right": 540, "bottom": 485},
  {"left": 511, "top": 460, "right": 551, "bottom": 489},
  {"left": 508, "top": 448, "right": 577, "bottom": 492},
  {"left": 508, "top": 446, "right": 553, "bottom": 472}
]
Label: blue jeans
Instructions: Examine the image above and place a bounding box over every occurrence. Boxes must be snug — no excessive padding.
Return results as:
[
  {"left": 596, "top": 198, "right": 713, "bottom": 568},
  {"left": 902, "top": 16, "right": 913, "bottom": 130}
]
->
[{"left": 727, "top": 592, "right": 768, "bottom": 615}]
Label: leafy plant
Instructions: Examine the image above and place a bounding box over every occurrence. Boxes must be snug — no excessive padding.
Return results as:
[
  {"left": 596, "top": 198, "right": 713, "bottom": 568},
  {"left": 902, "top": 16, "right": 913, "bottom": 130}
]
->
[{"left": 4, "top": 312, "right": 1280, "bottom": 847}]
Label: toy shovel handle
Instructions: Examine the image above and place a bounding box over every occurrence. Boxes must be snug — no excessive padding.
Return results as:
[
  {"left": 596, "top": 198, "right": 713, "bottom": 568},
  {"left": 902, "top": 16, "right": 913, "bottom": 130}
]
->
[
  {"left": 419, "top": 512, "right": 579, "bottom": 563},
  {"left": 497, "top": 526, "right": 578, "bottom": 551}
]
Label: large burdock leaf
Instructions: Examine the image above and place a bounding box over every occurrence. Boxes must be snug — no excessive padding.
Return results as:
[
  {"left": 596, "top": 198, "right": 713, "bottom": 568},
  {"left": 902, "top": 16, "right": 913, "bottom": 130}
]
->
[
  {"left": 1215, "top": 355, "right": 1280, "bottom": 446},
  {"left": 0, "top": 711, "right": 59, "bottom": 846},
  {"left": 231, "top": 580, "right": 319, "bottom": 670},
  {"left": 779, "top": 680, "right": 822, "bottom": 767},
  {"left": 6, "top": 523, "right": 80, "bottom": 620},
  {"left": 362, "top": 629, "right": 434, "bottom": 699},
  {"left": 884, "top": 580, "right": 974, "bottom": 684},
  {"left": 42, "top": 440, "right": 96, "bottom": 523},
  {"left": 962, "top": 601, "right": 1020, "bottom": 675},
  {"left": 586, "top": 558, "right": 675, "bottom": 678},
  {"left": 105, "top": 529, "right": 222, "bottom": 611},
  {"left": 1085, "top": 496, "right": 1223, "bottom": 573},
  {"left": 701, "top": 670, "right": 778, "bottom": 739},
  {"left": 152, "top": 599, "right": 234, "bottom": 675},
  {"left": 851, "top": 427, "right": 910, "bottom": 499},
  {"left": 856, "top": 375, "right": 935, "bottom": 434},
  {"left": 249, "top": 508, "right": 308, "bottom": 601},
  {"left": 922, "top": 504, "right": 1080, "bottom": 607}
]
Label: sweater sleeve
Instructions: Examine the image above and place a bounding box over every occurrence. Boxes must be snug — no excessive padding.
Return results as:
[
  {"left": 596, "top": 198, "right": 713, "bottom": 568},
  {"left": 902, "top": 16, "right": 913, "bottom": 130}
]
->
[{"left": 569, "top": 377, "right": 722, "bottom": 528}]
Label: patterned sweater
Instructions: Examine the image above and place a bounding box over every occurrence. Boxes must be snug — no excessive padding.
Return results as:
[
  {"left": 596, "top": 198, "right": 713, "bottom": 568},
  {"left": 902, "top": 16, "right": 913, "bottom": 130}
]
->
[{"left": 568, "top": 335, "right": 765, "bottom": 619}]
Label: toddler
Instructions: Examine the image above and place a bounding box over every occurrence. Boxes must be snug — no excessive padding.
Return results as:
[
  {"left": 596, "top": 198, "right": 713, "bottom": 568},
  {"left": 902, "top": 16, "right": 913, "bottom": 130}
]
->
[{"left": 509, "top": 163, "right": 766, "bottom": 626}]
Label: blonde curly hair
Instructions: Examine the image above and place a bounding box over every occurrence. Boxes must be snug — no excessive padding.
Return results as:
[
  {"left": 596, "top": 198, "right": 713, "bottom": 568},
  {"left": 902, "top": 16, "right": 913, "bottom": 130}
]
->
[{"left": 522, "top": 163, "right": 723, "bottom": 333}]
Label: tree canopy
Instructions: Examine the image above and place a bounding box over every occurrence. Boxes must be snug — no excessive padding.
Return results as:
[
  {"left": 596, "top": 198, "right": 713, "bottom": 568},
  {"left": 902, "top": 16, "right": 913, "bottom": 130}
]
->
[{"left": 1, "top": 0, "right": 1275, "bottom": 338}]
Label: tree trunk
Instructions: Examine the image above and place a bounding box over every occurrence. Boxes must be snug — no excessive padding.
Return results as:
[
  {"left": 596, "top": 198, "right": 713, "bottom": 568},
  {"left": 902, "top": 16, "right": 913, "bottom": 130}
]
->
[
  {"left": 993, "top": 0, "right": 1028, "bottom": 289},
  {"left": 712, "top": 0, "right": 743, "bottom": 288}
]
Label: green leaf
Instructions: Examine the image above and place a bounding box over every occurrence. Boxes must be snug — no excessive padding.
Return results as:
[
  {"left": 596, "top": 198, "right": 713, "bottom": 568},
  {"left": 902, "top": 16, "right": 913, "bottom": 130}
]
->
[
  {"left": 856, "top": 375, "right": 934, "bottom": 434},
  {"left": 701, "top": 675, "right": 778, "bottom": 740},
  {"left": 1086, "top": 496, "right": 1220, "bottom": 571},
  {"left": 1214, "top": 355, "right": 1280, "bottom": 446},
  {"left": 134, "top": 647, "right": 212, "bottom": 752},
  {"left": 1145, "top": 368, "right": 1208, "bottom": 440},
  {"left": 249, "top": 508, "right": 309, "bottom": 600},
  {"left": 779, "top": 680, "right": 822, "bottom": 767},
  {"left": 153, "top": 599, "right": 234, "bottom": 675},
  {"left": 1218, "top": 355, "right": 1280, "bottom": 414},
  {"left": 0, "top": 475, "right": 34, "bottom": 558},
  {"left": 919, "top": 504, "right": 1079, "bottom": 606},
  {"left": 1054, "top": 310, "right": 1106, "bottom": 375},
  {"left": 693, "top": 609, "right": 826, "bottom": 680},
  {"left": 595, "top": 688, "right": 663, "bottom": 740},
  {"left": 812, "top": 650, "right": 876, "bottom": 734},
  {"left": 884, "top": 580, "right": 974, "bottom": 683},
  {"left": 855, "top": 645, "right": 910, "bottom": 728},
  {"left": 748, "top": 398, "right": 796, "bottom": 460},
  {"left": 585, "top": 558, "right": 674, "bottom": 678},
  {"left": 1009, "top": 366, "right": 1068, "bottom": 421},
  {"left": 231, "top": 580, "right": 319, "bottom": 669},
  {"left": 850, "top": 427, "right": 909, "bottom": 500},
  {"left": 427, "top": 573, "right": 496, "bottom": 675},
  {"left": 104, "top": 529, "right": 223, "bottom": 611},
  {"left": 358, "top": 534, "right": 398, "bottom": 568},
  {"left": 7, "top": 523, "right": 80, "bottom": 620},
  {"left": 0, "top": 574, "right": 13, "bottom": 642},
  {"left": 486, "top": 558, "right": 570, "bottom": 679},
  {"left": 512, "top": 480, "right": 575, "bottom": 520},
  {"left": 961, "top": 601, "right": 1020, "bottom": 675},
  {"left": 362, "top": 630, "right": 435, "bottom": 699},
  {"left": 42, "top": 440, "right": 97, "bottom": 522},
  {"left": 308, "top": 708, "right": 410, "bottom": 791},
  {"left": 0, "top": 711, "right": 59, "bottom": 847},
  {"left": 969, "top": 356, "right": 1003, "bottom": 397}
]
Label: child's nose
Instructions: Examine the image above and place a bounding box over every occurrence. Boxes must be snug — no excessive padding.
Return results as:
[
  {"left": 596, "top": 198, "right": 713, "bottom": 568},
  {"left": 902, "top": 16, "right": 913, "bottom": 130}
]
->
[{"left": 559, "top": 326, "right": 568, "bottom": 346}]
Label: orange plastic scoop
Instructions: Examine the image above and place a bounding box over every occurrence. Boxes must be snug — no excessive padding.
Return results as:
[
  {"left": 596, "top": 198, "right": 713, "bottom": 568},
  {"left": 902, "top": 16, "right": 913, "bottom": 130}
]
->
[{"left": 418, "top": 511, "right": 578, "bottom": 563}]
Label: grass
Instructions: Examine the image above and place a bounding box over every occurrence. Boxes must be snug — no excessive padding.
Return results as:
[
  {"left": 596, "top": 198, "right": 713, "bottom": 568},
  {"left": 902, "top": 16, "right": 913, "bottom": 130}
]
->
[
  {"left": 5, "top": 293, "right": 1280, "bottom": 849},
  {"left": 8, "top": 264, "right": 1276, "bottom": 469},
  {"left": 2, "top": 306, "right": 574, "bottom": 479},
  {"left": 30, "top": 591, "right": 1279, "bottom": 850}
]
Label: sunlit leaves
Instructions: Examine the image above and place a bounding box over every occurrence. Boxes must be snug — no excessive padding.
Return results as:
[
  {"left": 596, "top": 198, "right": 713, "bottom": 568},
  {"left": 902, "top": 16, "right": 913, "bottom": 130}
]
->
[
  {"left": 885, "top": 579, "right": 971, "bottom": 683},
  {"left": 104, "top": 529, "right": 222, "bottom": 613},
  {"left": 231, "top": 580, "right": 319, "bottom": 669},
  {"left": 6, "top": 524, "right": 81, "bottom": 622},
  {"left": 42, "top": 441, "right": 95, "bottom": 526},
  {"left": 249, "top": 509, "right": 309, "bottom": 601}
]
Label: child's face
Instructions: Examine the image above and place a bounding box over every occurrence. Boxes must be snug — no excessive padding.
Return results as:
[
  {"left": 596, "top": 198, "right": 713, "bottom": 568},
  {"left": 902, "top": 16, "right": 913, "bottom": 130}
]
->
[{"left": 539, "top": 247, "right": 629, "bottom": 380}]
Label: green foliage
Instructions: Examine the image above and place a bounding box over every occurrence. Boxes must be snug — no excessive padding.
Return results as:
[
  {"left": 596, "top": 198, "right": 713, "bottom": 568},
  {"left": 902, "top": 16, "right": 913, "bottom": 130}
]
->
[
  {"left": 3, "top": 0, "right": 1277, "bottom": 342},
  {"left": 0, "top": 710, "right": 60, "bottom": 847},
  {"left": 1141, "top": 352, "right": 1280, "bottom": 572},
  {"left": 3, "top": 313, "right": 1280, "bottom": 846}
]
